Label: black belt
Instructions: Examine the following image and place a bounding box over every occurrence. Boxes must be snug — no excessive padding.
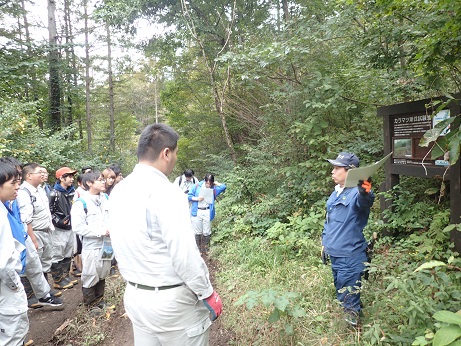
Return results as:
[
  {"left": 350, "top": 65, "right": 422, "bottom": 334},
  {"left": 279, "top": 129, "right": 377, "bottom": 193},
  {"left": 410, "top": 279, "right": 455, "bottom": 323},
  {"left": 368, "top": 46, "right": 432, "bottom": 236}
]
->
[
  {"left": 198, "top": 207, "right": 210, "bottom": 210},
  {"left": 128, "top": 281, "right": 183, "bottom": 291}
]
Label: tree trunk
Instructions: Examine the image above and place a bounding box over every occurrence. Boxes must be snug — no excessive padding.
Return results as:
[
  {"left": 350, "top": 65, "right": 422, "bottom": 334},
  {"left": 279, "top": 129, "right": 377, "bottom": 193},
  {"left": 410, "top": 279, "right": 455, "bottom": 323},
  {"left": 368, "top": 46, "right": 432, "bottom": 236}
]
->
[
  {"left": 63, "top": 0, "right": 73, "bottom": 129},
  {"left": 106, "top": 22, "right": 115, "bottom": 151},
  {"left": 281, "top": 0, "right": 289, "bottom": 22},
  {"left": 181, "top": 0, "right": 237, "bottom": 163},
  {"left": 20, "top": 0, "right": 44, "bottom": 129},
  {"left": 48, "top": 0, "right": 61, "bottom": 130},
  {"left": 84, "top": 0, "right": 92, "bottom": 151}
]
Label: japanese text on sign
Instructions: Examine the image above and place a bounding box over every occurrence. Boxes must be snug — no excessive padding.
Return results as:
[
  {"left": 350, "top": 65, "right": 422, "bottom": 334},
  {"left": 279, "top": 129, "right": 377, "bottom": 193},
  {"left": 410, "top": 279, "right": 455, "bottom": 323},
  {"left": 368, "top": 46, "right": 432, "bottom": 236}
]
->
[{"left": 392, "top": 114, "right": 431, "bottom": 137}]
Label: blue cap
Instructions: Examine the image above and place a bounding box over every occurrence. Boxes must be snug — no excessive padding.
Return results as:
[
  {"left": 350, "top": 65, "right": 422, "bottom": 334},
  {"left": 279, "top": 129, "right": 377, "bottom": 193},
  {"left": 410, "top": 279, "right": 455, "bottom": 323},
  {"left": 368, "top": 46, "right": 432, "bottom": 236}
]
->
[{"left": 327, "top": 152, "right": 359, "bottom": 169}]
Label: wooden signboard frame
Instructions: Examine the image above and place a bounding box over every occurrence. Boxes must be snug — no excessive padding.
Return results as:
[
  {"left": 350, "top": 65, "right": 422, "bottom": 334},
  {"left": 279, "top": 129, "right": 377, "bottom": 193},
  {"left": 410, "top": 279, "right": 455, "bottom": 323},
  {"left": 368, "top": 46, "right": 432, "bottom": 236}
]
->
[{"left": 377, "top": 94, "right": 461, "bottom": 252}]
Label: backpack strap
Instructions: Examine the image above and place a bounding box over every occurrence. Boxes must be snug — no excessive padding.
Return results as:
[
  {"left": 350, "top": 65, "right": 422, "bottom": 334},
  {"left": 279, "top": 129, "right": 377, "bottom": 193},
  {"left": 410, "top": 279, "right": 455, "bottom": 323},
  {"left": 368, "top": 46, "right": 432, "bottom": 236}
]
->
[
  {"left": 20, "top": 186, "right": 36, "bottom": 213},
  {"left": 75, "top": 198, "right": 88, "bottom": 215}
]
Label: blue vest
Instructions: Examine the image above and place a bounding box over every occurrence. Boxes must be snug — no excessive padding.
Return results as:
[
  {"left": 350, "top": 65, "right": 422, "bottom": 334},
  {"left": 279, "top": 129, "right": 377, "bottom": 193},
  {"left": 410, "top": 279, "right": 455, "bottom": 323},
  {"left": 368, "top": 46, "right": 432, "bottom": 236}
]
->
[{"left": 5, "top": 201, "right": 28, "bottom": 274}]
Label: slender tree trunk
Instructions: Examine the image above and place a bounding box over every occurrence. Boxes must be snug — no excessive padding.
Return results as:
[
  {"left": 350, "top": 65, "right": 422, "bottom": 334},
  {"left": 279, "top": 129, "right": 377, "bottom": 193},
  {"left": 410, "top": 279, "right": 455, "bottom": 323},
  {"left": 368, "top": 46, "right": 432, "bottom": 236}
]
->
[
  {"left": 153, "top": 77, "right": 158, "bottom": 123},
  {"left": 63, "top": 0, "right": 73, "bottom": 129},
  {"left": 68, "top": 0, "right": 83, "bottom": 140},
  {"left": 84, "top": 0, "right": 92, "bottom": 151},
  {"left": 106, "top": 22, "right": 115, "bottom": 151},
  {"left": 48, "top": 0, "right": 61, "bottom": 130},
  {"left": 281, "top": 0, "right": 289, "bottom": 22}
]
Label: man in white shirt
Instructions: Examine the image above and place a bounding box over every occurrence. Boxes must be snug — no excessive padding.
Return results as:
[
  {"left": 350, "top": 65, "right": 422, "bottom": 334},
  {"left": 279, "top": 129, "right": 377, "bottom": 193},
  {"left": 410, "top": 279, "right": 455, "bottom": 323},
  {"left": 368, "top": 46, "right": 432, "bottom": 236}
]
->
[{"left": 110, "top": 123, "right": 222, "bottom": 346}]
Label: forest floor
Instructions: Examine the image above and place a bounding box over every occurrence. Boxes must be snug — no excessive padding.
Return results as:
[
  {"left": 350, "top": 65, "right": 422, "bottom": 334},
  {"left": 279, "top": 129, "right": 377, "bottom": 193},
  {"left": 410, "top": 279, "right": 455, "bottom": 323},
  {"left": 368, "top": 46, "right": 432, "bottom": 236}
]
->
[{"left": 26, "top": 255, "right": 235, "bottom": 345}]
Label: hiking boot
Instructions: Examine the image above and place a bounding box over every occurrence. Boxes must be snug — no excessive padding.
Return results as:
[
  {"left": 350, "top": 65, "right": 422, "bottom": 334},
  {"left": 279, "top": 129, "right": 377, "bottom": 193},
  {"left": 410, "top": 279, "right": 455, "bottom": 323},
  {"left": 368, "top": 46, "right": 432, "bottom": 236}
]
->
[
  {"left": 71, "top": 267, "right": 82, "bottom": 277},
  {"left": 68, "top": 277, "right": 79, "bottom": 286},
  {"left": 50, "top": 289, "right": 62, "bottom": 298},
  {"left": 53, "top": 276, "right": 74, "bottom": 290},
  {"left": 109, "top": 266, "right": 118, "bottom": 277},
  {"left": 38, "top": 295, "right": 63, "bottom": 307},
  {"left": 344, "top": 311, "right": 360, "bottom": 327},
  {"left": 28, "top": 296, "right": 43, "bottom": 309}
]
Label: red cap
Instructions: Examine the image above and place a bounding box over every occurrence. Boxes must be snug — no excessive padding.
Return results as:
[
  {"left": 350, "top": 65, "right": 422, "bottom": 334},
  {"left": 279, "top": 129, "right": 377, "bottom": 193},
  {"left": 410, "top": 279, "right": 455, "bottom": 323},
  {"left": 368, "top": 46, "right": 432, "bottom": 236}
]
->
[{"left": 55, "top": 167, "right": 77, "bottom": 179}]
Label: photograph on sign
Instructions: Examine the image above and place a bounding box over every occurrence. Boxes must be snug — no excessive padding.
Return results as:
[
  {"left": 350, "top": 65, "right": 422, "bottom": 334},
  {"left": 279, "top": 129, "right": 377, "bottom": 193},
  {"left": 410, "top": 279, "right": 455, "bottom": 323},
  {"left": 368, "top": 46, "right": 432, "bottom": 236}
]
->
[{"left": 393, "top": 138, "right": 412, "bottom": 158}]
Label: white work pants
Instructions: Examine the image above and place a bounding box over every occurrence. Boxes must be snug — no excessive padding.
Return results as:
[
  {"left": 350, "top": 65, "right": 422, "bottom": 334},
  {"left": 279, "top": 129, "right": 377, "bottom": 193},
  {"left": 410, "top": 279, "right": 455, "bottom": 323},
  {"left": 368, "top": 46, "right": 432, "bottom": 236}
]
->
[
  {"left": 34, "top": 230, "right": 53, "bottom": 272},
  {"left": 81, "top": 248, "right": 111, "bottom": 288},
  {"left": 191, "top": 209, "right": 211, "bottom": 236},
  {"left": 24, "top": 236, "right": 50, "bottom": 299},
  {"left": 51, "top": 229, "right": 74, "bottom": 262},
  {"left": 124, "top": 283, "right": 211, "bottom": 346}
]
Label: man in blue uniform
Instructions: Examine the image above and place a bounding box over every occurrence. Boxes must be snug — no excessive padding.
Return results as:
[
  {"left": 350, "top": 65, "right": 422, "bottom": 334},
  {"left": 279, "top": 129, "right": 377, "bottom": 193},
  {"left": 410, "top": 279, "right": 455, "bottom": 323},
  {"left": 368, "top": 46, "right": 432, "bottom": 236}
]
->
[{"left": 321, "top": 152, "right": 374, "bottom": 326}]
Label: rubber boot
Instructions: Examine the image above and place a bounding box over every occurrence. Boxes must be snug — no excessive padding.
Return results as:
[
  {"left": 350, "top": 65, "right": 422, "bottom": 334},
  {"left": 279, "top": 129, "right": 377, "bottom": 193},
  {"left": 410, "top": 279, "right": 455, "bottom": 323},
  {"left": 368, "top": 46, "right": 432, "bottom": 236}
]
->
[
  {"left": 62, "top": 257, "right": 78, "bottom": 286},
  {"left": 21, "top": 276, "right": 42, "bottom": 309},
  {"left": 94, "top": 280, "right": 106, "bottom": 308},
  {"left": 202, "top": 235, "right": 211, "bottom": 255},
  {"left": 51, "top": 262, "right": 73, "bottom": 290},
  {"left": 83, "top": 286, "right": 104, "bottom": 316},
  {"left": 82, "top": 286, "right": 96, "bottom": 307},
  {"left": 110, "top": 258, "right": 118, "bottom": 276},
  {"left": 195, "top": 234, "right": 202, "bottom": 254},
  {"left": 71, "top": 256, "right": 82, "bottom": 277},
  {"left": 44, "top": 272, "right": 62, "bottom": 297}
]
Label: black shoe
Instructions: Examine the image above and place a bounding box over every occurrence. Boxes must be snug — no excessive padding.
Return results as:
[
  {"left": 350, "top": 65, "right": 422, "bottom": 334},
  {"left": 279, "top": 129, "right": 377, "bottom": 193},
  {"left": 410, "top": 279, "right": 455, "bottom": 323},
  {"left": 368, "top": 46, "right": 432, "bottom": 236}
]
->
[
  {"left": 38, "top": 295, "right": 63, "bottom": 307},
  {"left": 28, "top": 296, "right": 43, "bottom": 309}
]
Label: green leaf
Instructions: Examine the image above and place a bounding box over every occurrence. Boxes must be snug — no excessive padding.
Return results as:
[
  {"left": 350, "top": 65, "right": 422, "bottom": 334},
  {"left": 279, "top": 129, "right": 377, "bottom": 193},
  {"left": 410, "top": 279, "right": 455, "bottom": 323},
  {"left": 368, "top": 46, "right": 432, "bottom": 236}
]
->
[
  {"left": 449, "top": 136, "right": 460, "bottom": 165},
  {"left": 284, "top": 323, "right": 294, "bottom": 335},
  {"left": 433, "top": 311, "right": 461, "bottom": 326},
  {"left": 420, "top": 117, "right": 456, "bottom": 147},
  {"left": 414, "top": 261, "right": 447, "bottom": 272},
  {"left": 432, "top": 325, "right": 461, "bottom": 346},
  {"left": 268, "top": 308, "right": 280, "bottom": 323},
  {"left": 425, "top": 188, "right": 440, "bottom": 195},
  {"left": 430, "top": 137, "right": 448, "bottom": 160},
  {"left": 274, "top": 296, "right": 290, "bottom": 312},
  {"left": 290, "top": 306, "right": 307, "bottom": 318}
]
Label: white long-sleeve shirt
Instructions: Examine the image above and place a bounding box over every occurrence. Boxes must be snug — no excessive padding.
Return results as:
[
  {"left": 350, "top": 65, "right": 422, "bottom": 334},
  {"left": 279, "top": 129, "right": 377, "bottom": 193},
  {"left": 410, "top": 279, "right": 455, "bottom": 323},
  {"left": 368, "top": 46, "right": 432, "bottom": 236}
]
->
[
  {"left": 109, "top": 164, "right": 213, "bottom": 300},
  {"left": 71, "top": 192, "right": 109, "bottom": 250}
]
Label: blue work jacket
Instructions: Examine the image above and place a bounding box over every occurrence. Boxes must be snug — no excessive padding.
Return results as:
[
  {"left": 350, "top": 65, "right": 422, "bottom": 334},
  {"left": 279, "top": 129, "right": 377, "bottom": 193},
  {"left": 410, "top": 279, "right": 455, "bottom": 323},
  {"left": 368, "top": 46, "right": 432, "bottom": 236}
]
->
[
  {"left": 188, "top": 181, "right": 226, "bottom": 221},
  {"left": 322, "top": 186, "right": 375, "bottom": 257}
]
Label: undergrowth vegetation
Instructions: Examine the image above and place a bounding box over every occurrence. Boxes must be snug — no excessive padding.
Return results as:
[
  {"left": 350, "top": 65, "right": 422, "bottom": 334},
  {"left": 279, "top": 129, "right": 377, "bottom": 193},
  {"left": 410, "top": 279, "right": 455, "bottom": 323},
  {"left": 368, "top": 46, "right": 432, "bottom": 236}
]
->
[{"left": 213, "top": 168, "right": 461, "bottom": 345}]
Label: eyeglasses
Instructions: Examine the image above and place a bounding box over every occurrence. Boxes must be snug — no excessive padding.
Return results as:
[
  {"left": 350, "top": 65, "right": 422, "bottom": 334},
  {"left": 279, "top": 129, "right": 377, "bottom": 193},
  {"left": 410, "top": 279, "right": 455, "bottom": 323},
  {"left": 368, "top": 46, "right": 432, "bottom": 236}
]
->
[
  {"left": 30, "top": 172, "right": 44, "bottom": 175},
  {"left": 97, "top": 178, "right": 106, "bottom": 183}
]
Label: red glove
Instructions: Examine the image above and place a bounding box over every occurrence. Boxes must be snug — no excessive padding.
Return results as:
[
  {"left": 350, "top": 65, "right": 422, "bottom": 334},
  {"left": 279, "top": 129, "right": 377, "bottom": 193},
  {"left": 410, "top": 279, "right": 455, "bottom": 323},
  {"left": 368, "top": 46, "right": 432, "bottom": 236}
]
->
[
  {"left": 358, "top": 177, "right": 372, "bottom": 195},
  {"left": 203, "top": 291, "right": 222, "bottom": 321}
]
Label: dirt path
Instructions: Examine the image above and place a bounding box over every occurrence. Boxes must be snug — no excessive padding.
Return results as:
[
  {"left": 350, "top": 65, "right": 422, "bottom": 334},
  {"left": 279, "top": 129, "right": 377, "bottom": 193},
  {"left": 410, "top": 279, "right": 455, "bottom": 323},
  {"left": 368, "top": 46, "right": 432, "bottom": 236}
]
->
[{"left": 27, "top": 256, "right": 234, "bottom": 345}]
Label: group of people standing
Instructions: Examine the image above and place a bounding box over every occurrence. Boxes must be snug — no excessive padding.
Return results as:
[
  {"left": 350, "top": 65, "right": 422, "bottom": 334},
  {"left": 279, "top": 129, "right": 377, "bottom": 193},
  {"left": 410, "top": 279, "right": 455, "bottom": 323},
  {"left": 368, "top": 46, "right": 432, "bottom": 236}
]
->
[
  {"left": 1, "top": 131, "right": 226, "bottom": 346},
  {"left": 1, "top": 122, "right": 374, "bottom": 346},
  {"left": 0, "top": 158, "right": 123, "bottom": 345}
]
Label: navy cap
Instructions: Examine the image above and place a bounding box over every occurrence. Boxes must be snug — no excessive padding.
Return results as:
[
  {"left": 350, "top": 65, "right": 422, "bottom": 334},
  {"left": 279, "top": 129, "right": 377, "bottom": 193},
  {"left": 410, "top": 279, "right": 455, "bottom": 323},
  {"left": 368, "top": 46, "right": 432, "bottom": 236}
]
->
[{"left": 327, "top": 152, "right": 359, "bottom": 169}]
